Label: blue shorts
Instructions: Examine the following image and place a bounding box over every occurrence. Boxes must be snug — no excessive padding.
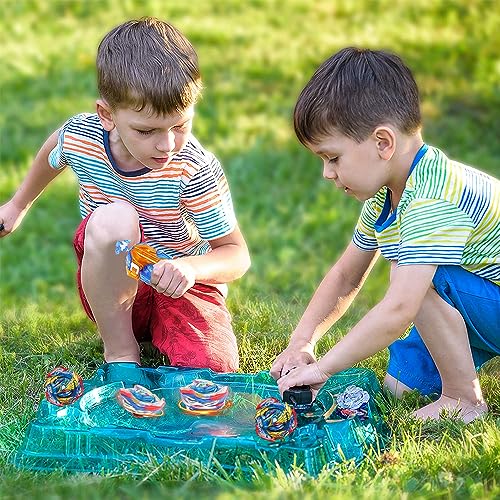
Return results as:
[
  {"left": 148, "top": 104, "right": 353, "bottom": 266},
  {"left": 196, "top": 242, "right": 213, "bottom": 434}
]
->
[{"left": 387, "top": 265, "right": 500, "bottom": 396}]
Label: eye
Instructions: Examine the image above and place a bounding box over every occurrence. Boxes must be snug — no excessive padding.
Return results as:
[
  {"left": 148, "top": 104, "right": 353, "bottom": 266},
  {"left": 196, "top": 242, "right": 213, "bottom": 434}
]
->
[
  {"left": 136, "top": 129, "right": 154, "bottom": 136},
  {"left": 327, "top": 156, "right": 339, "bottom": 164},
  {"left": 174, "top": 121, "right": 190, "bottom": 132}
]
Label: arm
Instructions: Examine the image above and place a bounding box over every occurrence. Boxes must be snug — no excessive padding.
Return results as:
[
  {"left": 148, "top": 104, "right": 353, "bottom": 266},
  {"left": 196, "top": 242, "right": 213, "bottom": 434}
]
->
[
  {"left": 153, "top": 152, "right": 250, "bottom": 297},
  {"left": 148, "top": 225, "right": 251, "bottom": 298},
  {"left": 184, "top": 224, "right": 251, "bottom": 283},
  {"left": 0, "top": 130, "right": 62, "bottom": 236},
  {"left": 277, "top": 264, "right": 437, "bottom": 393},
  {"left": 270, "top": 242, "right": 379, "bottom": 379}
]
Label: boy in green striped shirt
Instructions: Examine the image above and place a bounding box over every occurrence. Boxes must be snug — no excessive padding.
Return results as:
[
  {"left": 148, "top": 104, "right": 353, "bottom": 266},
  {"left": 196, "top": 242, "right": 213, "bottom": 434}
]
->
[{"left": 271, "top": 47, "right": 499, "bottom": 423}]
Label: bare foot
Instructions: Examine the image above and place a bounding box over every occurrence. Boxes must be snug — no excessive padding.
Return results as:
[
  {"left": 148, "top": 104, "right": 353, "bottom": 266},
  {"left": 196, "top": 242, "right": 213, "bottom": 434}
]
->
[{"left": 413, "top": 395, "right": 488, "bottom": 423}]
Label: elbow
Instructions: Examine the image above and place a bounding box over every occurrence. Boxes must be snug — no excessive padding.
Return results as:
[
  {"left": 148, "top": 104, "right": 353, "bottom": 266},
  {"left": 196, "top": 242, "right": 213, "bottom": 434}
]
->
[
  {"left": 225, "top": 245, "right": 251, "bottom": 282},
  {"left": 238, "top": 249, "right": 251, "bottom": 279},
  {"left": 379, "top": 297, "right": 417, "bottom": 335}
]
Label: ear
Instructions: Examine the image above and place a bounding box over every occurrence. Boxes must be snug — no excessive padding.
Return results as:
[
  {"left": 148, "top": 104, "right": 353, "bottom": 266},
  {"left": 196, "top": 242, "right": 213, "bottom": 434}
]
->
[
  {"left": 96, "top": 99, "right": 115, "bottom": 132},
  {"left": 372, "top": 126, "right": 396, "bottom": 161}
]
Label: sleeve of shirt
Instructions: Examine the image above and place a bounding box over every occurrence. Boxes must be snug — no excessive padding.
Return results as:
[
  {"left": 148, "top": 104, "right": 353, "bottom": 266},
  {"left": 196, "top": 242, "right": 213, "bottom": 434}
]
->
[
  {"left": 181, "top": 154, "right": 237, "bottom": 241},
  {"left": 398, "top": 198, "right": 475, "bottom": 265},
  {"left": 352, "top": 198, "right": 380, "bottom": 251},
  {"left": 48, "top": 118, "right": 72, "bottom": 170}
]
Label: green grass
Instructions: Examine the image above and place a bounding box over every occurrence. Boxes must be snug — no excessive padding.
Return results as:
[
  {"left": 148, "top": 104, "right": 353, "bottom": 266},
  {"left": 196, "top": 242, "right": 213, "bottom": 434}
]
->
[{"left": 1, "top": 0, "right": 499, "bottom": 498}]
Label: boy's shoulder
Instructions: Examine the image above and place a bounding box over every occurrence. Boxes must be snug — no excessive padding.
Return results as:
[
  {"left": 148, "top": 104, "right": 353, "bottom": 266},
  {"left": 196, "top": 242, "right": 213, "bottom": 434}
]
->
[
  {"left": 176, "top": 134, "right": 219, "bottom": 172},
  {"left": 410, "top": 145, "right": 496, "bottom": 187},
  {"left": 63, "top": 112, "right": 100, "bottom": 128},
  {"left": 61, "top": 112, "right": 104, "bottom": 141},
  {"left": 400, "top": 145, "right": 499, "bottom": 218}
]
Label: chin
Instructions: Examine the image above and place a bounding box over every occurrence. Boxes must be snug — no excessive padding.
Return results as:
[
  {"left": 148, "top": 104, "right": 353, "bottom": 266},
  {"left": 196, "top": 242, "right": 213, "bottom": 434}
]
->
[{"left": 356, "top": 193, "right": 372, "bottom": 202}]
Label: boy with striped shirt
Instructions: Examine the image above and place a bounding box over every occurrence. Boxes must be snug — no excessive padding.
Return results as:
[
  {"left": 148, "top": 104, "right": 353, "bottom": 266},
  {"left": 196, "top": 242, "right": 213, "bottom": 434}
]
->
[
  {"left": 0, "top": 18, "right": 250, "bottom": 374},
  {"left": 272, "top": 47, "right": 499, "bottom": 423}
]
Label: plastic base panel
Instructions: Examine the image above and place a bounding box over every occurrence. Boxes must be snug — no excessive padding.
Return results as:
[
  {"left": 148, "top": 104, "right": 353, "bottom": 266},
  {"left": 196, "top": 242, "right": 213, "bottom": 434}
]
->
[{"left": 13, "top": 365, "right": 388, "bottom": 476}]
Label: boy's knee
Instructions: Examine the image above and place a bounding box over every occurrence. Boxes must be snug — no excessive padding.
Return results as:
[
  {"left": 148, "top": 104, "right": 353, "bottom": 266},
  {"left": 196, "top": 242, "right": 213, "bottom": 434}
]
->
[{"left": 85, "top": 202, "right": 140, "bottom": 246}]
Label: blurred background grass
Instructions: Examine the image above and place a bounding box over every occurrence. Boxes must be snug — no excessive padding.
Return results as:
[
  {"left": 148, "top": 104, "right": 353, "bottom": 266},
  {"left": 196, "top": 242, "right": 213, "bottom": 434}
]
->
[{"left": 0, "top": 0, "right": 499, "bottom": 497}]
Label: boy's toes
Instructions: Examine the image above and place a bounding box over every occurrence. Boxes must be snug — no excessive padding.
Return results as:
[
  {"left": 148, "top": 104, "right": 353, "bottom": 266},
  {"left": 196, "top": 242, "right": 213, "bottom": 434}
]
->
[{"left": 456, "top": 401, "right": 488, "bottom": 424}]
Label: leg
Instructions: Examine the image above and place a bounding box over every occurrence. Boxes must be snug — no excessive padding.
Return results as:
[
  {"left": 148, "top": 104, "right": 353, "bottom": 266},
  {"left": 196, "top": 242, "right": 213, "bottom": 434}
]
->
[
  {"left": 80, "top": 202, "right": 141, "bottom": 363},
  {"left": 412, "top": 284, "right": 487, "bottom": 423},
  {"left": 384, "top": 262, "right": 443, "bottom": 398},
  {"left": 385, "top": 324, "right": 443, "bottom": 397},
  {"left": 385, "top": 328, "right": 497, "bottom": 399},
  {"left": 150, "top": 284, "right": 239, "bottom": 372},
  {"left": 384, "top": 263, "right": 499, "bottom": 415}
]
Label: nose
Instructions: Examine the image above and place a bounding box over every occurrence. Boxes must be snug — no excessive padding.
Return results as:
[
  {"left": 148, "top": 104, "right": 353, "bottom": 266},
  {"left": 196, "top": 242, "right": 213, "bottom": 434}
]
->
[
  {"left": 156, "top": 130, "right": 176, "bottom": 153},
  {"left": 322, "top": 160, "right": 337, "bottom": 180}
]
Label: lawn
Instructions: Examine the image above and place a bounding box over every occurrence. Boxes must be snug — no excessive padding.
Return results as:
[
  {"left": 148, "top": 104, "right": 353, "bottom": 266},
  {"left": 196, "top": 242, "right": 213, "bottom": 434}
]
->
[{"left": 0, "top": 0, "right": 499, "bottom": 498}]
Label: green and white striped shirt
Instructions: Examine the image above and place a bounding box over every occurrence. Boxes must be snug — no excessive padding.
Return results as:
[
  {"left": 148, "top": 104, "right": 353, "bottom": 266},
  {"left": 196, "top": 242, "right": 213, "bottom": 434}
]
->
[{"left": 353, "top": 145, "right": 500, "bottom": 285}]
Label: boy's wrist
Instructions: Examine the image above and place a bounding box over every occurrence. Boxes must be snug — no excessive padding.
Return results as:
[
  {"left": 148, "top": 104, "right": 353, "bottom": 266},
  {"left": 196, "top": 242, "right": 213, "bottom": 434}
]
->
[
  {"left": 181, "top": 256, "right": 203, "bottom": 283},
  {"left": 289, "top": 334, "right": 316, "bottom": 351},
  {"left": 10, "top": 194, "right": 32, "bottom": 212},
  {"left": 316, "top": 357, "right": 333, "bottom": 379}
]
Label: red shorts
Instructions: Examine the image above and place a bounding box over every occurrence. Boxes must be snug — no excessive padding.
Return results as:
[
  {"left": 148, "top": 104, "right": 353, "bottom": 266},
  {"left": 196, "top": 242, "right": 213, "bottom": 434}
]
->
[{"left": 73, "top": 215, "right": 239, "bottom": 372}]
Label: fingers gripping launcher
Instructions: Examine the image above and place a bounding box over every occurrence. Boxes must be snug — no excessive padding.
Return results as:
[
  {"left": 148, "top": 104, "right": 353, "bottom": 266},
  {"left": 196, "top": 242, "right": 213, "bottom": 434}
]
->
[{"left": 115, "top": 240, "right": 166, "bottom": 285}]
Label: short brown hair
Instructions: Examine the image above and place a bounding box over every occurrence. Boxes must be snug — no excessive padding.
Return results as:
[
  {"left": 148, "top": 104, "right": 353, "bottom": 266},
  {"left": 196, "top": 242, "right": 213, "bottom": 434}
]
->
[
  {"left": 97, "top": 17, "right": 202, "bottom": 114},
  {"left": 294, "top": 47, "right": 421, "bottom": 145}
]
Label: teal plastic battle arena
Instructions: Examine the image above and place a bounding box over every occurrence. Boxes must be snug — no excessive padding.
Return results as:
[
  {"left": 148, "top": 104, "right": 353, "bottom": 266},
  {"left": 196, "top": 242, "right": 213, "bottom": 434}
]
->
[{"left": 14, "top": 364, "right": 388, "bottom": 476}]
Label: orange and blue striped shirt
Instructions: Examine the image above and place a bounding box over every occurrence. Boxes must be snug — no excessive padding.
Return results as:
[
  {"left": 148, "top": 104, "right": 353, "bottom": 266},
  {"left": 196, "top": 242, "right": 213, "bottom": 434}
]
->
[{"left": 48, "top": 113, "right": 237, "bottom": 258}]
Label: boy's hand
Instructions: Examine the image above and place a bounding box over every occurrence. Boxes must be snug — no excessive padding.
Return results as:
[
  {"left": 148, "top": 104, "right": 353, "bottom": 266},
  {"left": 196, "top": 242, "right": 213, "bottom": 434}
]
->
[
  {"left": 277, "top": 362, "right": 330, "bottom": 399},
  {"left": 270, "top": 341, "right": 316, "bottom": 380},
  {"left": 150, "top": 258, "right": 196, "bottom": 298},
  {"left": 0, "top": 200, "right": 28, "bottom": 237}
]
